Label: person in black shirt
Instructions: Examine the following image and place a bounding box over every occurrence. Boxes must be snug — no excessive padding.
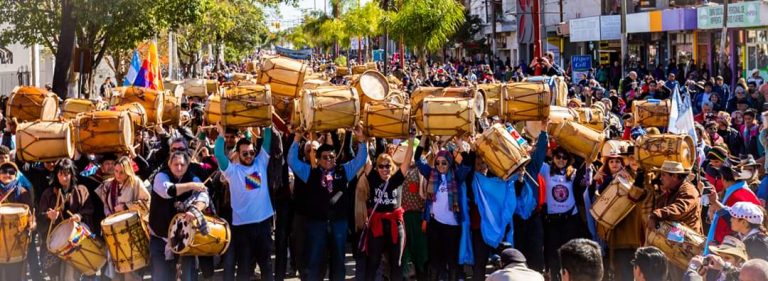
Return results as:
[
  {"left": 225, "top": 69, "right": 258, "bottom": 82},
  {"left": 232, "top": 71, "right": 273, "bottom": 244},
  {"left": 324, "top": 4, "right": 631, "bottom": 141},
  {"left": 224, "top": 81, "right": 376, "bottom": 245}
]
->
[{"left": 362, "top": 136, "right": 415, "bottom": 281}]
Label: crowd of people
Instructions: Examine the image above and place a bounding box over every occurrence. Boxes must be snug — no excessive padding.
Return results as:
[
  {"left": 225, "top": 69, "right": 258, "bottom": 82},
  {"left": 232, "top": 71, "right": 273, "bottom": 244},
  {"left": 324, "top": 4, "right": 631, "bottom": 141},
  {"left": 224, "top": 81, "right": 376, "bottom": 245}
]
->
[{"left": 1, "top": 50, "right": 768, "bottom": 281}]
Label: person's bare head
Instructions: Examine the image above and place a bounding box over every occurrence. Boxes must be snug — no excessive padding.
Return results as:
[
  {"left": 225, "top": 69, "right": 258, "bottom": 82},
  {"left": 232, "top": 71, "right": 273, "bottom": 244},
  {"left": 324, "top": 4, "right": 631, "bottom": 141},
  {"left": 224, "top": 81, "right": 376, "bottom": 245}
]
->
[{"left": 740, "top": 259, "right": 768, "bottom": 281}]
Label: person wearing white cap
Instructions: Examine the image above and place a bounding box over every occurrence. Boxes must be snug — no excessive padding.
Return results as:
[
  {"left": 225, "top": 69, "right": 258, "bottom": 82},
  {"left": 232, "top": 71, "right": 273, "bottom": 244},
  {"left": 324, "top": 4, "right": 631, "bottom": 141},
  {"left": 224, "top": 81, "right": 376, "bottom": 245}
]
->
[
  {"left": 728, "top": 201, "right": 768, "bottom": 260},
  {"left": 748, "top": 69, "right": 764, "bottom": 88}
]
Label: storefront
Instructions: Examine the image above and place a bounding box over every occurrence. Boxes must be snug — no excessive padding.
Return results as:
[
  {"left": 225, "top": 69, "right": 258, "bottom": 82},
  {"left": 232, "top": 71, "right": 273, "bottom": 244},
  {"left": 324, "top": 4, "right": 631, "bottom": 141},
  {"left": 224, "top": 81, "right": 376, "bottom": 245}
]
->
[{"left": 625, "top": 8, "right": 697, "bottom": 72}]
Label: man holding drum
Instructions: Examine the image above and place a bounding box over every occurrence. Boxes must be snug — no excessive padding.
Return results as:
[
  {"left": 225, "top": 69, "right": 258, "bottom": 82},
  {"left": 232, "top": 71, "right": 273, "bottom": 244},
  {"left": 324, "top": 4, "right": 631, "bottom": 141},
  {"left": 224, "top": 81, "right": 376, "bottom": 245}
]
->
[
  {"left": 214, "top": 123, "right": 275, "bottom": 281},
  {"left": 648, "top": 160, "right": 702, "bottom": 234}
]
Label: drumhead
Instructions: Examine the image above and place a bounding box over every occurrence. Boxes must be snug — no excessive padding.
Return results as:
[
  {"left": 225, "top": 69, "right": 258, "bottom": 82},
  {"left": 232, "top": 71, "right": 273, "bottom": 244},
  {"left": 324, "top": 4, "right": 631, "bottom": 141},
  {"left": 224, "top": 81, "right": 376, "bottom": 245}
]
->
[
  {"left": 0, "top": 204, "right": 27, "bottom": 215},
  {"left": 473, "top": 92, "right": 486, "bottom": 118},
  {"left": 301, "top": 91, "right": 315, "bottom": 130},
  {"left": 49, "top": 220, "right": 76, "bottom": 251},
  {"left": 102, "top": 211, "right": 139, "bottom": 226},
  {"left": 168, "top": 214, "right": 194, "bottom": 253},
  {"left": 358, "top": 71, "right": 388, "bottom": 101}
]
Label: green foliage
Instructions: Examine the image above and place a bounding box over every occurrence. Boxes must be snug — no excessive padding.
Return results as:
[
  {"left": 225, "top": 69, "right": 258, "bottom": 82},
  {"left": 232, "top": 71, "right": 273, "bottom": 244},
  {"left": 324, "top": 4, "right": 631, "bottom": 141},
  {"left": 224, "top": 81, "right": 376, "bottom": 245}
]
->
[
  {"left": 343, "top": 1, "right": 385, "bottom": 38},
  {"left": 334, "top": 55, "right": 348, "bottom": 66},
  {"left": 390, "top": 0, "right": 465, "bottom": 54}
]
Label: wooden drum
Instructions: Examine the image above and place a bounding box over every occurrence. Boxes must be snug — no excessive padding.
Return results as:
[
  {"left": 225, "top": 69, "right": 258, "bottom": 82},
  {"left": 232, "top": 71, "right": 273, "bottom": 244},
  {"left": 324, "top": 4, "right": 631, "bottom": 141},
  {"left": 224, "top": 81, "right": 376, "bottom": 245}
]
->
[
  {"left": 646, "top": 221, "right": 705, "bottom": 269},
  {"left": 590, "top": 174, "right": 636, "bottom": 239},
  {"left": 420, "top": 96, "right": 477, "bottom": 136},
  {"left": 574, "top": 105, "right": 606, "bottom": 132},
  {"left": 363, "top": 101, "right": 411, "bottom": 138},
  {"left": 112, "top": 87, "right": 164, "bottom": 125},
  {"left": 258, "top": 56, "right": 308, "bottom": 98},
  {"left": 301, "top": 86, "right": 360, "bottom": 132},
  {"left": 633, "top": 99, "right": 670, "bottom": 127},
  {"left": 503, "top": 82, "right": 551, "bottom": 121},
  {"left": 75, "top": 111, "right": 134, "bottom": 154},
  {"left": 475, "top": 124, "right": 531, "bottom": 180},
  {"left": 47, "top": 219, "right": 107, "bottom": 276},
  {"left": 184, "top": 79, "right": 209, "bottom": 98},
  {"left": 113, "top": 102, "right": 148, "bottom": 128},
  {"left": 477, "top": 83, "right": 506, "bottom": 118},
  {"left": 548, "top": 120, "right": 605, "bottom": 163},
  {"left": 352, "top": 70, "right": 389, "bottom": 106},
  {"left": 15, "top": 121, "right": 75, "bottom": 162},
  {"left": 62, "top": 99, "right": 96, "bottom": 120},
  {"left": 162, "top": 94, "right": 182, "bottom": 126},
  {"left": 168, "top": 214, "right": 231, "bottom": 256},
  {"left": 101, "top": 211, "right": 149, "bottom": 273},
  {"left": 6, "top": 86, "right": 59, "bottom": 122},
  {"left": 220, "top": 85, "right": 273, "bottom": 128},
  {"left": 410, "top": 87, "right": 445, "bottom": 116},
  {"left": 634, "top": 134, "right": 696, "bottom": 170},
  {"left": 0, "top": 204, "right": 29, "bottom": 264},
  {"left": 205, "top": 95, "right": 222, "bottom": 125}
]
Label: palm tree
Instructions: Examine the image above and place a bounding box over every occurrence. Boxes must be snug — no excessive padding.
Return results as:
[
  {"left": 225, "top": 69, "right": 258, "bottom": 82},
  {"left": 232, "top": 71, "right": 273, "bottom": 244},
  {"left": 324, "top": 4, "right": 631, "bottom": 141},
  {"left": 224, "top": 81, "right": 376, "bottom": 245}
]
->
[
  {"left": 343, "top": 1, "right": 384, "bottom": 62},
  {"left": 390, "top": 0, "right": 464, "bottom": 75}
]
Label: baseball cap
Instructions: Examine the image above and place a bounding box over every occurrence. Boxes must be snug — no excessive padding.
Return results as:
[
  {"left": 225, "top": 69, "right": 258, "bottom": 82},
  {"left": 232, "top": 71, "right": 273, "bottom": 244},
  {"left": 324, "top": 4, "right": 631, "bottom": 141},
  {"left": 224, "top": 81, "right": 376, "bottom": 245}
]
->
[{"left": 500, "top": 248, "right": 527, "bottom": 265}]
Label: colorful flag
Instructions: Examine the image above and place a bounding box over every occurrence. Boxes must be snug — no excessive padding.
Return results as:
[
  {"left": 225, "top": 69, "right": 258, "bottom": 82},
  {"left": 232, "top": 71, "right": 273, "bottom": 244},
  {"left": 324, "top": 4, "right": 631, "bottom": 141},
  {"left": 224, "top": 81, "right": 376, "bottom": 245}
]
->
[
  {"left": 148, "top": 41, "right": 162, "bottom": 90},
  {"left": 134, "top": 59, "right": 150, "bottom": 88},
  {"left": 122, "top": 51, "right": 141, "bottom": 86},
  {"left": 668, "top": 86, "right": 697, "bottom": 147}
]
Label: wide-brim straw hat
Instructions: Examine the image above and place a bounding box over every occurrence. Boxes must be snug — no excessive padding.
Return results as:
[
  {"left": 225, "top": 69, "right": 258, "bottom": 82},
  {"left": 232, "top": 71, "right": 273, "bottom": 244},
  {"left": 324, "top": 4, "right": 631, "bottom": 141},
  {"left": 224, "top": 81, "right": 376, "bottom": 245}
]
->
[{"left": 652, "top": 160, "right": 690, "bottom": 174}]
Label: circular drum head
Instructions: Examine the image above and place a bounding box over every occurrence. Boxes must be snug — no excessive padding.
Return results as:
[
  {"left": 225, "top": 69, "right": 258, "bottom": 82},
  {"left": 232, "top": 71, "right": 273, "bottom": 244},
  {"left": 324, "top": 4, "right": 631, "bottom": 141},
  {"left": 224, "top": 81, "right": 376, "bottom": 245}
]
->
[
  {"left": 359, "top": 71, "right": 388, "bottom": 100},
  {"left": 101, "top": 211, "right": 139, "bottom": 226},
  {"left": 169, "top": 215, "right": 194, "bottom": 253},
  {"left": 473, "top": 92, "right": 486, "bottom": 118},
  {"left": 0, "top": 205, "right": 27, "bottom": 215},
  {"left": 301, "top": 91, "right": 315, "bottom": 130},
  {"left": 49, "top": 220, "right": 76, "bottom": 251}
]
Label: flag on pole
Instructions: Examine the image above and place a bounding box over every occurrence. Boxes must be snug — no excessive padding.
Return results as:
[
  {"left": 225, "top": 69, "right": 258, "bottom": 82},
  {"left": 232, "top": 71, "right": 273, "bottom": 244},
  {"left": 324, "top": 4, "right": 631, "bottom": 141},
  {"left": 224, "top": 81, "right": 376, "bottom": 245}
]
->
[
  {"left": 148, "top": 40, "right": 163, "bottom": 90},
  {"left": 134, "top": 59, "right": 150, "bottom": 88},
  {"left": 123, "top": 51, "right": 141, "bottom": 86},
  {"left": 668, "top": 85, "right": 698, "bottom": 147}
]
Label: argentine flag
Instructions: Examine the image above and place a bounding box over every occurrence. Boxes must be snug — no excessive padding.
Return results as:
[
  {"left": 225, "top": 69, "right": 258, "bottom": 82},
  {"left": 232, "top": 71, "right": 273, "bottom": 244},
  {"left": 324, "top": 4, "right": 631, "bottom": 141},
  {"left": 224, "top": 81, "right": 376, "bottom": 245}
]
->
[{"left": 123, "top": 50, "right": 141, "bottom": 86}]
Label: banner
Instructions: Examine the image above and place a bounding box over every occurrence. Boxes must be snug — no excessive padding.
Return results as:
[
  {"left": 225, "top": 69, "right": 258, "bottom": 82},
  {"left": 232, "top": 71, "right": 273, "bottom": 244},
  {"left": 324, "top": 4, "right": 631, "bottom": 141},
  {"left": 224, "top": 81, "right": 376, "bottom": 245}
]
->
[
  {"left": 275, "top": 46, "right": 312, "bottom": 60},
  {"left": 668, "top": 86, "right": 698, "bottom": 148}
]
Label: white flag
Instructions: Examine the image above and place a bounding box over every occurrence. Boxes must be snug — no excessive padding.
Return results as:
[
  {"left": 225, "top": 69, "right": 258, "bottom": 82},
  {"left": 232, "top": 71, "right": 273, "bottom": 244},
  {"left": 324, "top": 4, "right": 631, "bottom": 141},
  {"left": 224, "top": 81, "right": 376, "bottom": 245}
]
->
[{"left": 668, "top": 86, "right": 698, "bottom": 147}]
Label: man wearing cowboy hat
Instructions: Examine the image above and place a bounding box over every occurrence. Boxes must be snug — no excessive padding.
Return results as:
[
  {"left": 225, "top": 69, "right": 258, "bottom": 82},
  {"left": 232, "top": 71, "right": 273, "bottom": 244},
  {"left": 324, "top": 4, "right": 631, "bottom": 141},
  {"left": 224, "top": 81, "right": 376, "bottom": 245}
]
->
[{"left": 648, "top": 160, "right": 702, "bottom": 234}]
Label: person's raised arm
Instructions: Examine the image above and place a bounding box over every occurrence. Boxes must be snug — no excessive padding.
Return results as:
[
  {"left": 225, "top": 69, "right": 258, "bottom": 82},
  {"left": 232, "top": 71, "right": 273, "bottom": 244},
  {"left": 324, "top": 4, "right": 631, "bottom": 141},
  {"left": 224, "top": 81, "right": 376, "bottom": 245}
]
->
[
  {"left": 400, "top": 136, "right": 416, "bottom": 174},
  {"left": 287, "top": 128, "right": 311, "bottom": 183},
  {"left": 214, "top": 122, "right": 230, "bottom": 171},
  {"left": 343, "top": 124, "right": 370, "bottom": 181},
  {"left": 414, "top": 135, "right": 432, "bottom": 177}
]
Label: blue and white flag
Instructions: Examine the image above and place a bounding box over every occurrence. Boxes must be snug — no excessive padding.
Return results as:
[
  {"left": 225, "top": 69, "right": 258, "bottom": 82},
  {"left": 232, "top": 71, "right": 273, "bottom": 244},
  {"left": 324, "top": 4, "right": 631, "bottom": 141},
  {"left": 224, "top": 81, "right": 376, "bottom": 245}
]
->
[
  {"left": 668, "top": 86, "right": 698, "bottom": 148},
  {"left": 122, "top": 50, "right": 141, "bottom": 86}
]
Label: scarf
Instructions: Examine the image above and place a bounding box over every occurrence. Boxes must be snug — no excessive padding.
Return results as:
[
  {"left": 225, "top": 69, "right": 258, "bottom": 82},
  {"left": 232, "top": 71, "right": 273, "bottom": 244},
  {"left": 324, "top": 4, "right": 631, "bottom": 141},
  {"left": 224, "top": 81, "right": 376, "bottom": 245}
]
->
[
  {"left": 107, "top": 180, "right": 122, "bottom": 214},
  {"left": 0, "top": 180, "right": 20, "bottom": 201},
  {"left": 427, "top": 151, "right": 459, "bottom": 213}
]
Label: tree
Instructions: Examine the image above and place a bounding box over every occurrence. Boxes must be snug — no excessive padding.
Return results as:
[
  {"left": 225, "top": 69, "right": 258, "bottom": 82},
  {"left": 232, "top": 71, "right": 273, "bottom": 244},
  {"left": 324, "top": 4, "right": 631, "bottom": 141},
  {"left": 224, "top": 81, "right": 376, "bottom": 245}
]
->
[
  {"left": 389, "top": 0, "right": 464, "bottom": 74},
  {"left": 343, "top": 1, "right": 385, "bottom": 62}
]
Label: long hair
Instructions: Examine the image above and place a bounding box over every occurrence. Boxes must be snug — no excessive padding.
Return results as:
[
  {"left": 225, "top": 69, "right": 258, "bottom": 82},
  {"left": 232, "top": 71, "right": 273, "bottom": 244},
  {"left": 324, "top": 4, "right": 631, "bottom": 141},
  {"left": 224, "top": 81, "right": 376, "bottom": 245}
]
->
[
  {"left": 50, "top": 158, "right": 78, "bottom": 190},
  {"left": 550, "top": 147, "right": 576, "bottom": 178},
  {"left": 599, "top": 156, "right": 625, "bottom": 177},
  {"left": 115, "top": 156, "right": 138, "bottom": 188}
]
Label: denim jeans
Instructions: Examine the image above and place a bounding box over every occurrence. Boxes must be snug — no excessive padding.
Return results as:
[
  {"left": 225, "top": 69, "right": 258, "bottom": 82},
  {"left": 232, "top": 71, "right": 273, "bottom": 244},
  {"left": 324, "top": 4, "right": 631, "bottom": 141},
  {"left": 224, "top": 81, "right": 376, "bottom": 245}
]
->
[
  {"left": 304, "top": 218, "right": 348, "bottom": 281},
  {"left": 149, "top": 236, "right": 197, "bottom": 281}
]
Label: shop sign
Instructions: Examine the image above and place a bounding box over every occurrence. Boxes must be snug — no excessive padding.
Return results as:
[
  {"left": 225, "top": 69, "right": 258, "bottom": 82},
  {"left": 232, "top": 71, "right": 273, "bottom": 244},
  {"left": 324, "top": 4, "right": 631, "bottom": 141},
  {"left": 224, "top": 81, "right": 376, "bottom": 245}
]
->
[
  {"left": 600, "top": 15, "right": 621, "bottom": 41},
  {"left": 571, "top": 55, "right": 592, "bottom": 84},
  {"left": 570, "top": 17, "right": 601, "bottom": 42},
  {"left": 626, "top": 13, "right": 651, "bottom": 33},
  {"left": 697, "top": 1, "right": 768, "bottom": 29}
]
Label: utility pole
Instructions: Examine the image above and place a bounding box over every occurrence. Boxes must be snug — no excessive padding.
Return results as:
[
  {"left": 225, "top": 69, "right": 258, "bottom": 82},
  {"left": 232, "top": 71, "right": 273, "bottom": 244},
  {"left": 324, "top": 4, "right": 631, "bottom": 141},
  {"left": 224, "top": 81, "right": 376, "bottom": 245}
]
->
[
  {"left": 620, "top": 0, "right": 627, "bottom": 76},
  {"left": 719, "top": 0, "right": 728, "bottom": 81},
  {"left": 532, "top": 0, "right": 542, "bottom": 58},
  {"left": 491, "top": 0, "right": 497, "bottom": 58}
]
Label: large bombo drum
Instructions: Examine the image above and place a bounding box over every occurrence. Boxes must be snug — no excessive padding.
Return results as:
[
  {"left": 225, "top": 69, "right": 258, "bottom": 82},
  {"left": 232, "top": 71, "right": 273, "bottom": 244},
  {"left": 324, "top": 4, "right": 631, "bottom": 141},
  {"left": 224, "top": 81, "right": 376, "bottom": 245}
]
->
[
  {"left": 476, "top": 83, "right": 506, "bottom": 118},
  {"left": 204, "top": 95, "right": 222, "bottom": 125},
  {"left": 101, "top": 211, "right": 149, "bottom": 273},
  {"left": 75, "top": 111, "right": 134, "bottom": 154},
  {"left": 168, "top": 214, "right": 231, "bottom": 256},
  {"left": 352, "top": 70, "right": 389, "bottom": 107},
  {"left": 47, "top": 219, "right": 107, "bottom": 276},
  {"left": 162, "top": 94, "right": 182, "bottom": 126},
  {"left": 363, "top": 101, "right": 411, "bottom": 138},
  {"left": 301, "top": 86, "right": 360, "bottom": 132},
  {"left": 112, "top": 87, "right": 164, "bottom": 125},
  {"left": 6, "top": 86, "right": 59, "bottom": 122},
  {"left": 16, "top": 121, "right": 75, "bottom": 162},
  {"left": 474, "top": 124, "right": 531, "bottom": 180},
  {"left": 220, "top": 85, "right": 273, "bottom": 128},
  {"left": 62, "top": 99, "right": 96, "bottom": 120},
  {"left": 258, "top": 56, "right": 308, "bottom": 98},
  {"left": 646, "top": 221, "right": 705, "bottom": 269},
  {"left": 503, "top": 82, "right": 551, "bottom": 121},
  {"left": 410, "top": 87, "right": 445, "bottom": 117},
  {"left": 183, "top": 79, "right": 209, "bottom": 98},
  {"left": 525, "top": 76, "right": 568, "bottom": 106},
  {"left": 0, "top": 204, "right": 29, "bottom": 263},
  {"left": 113, "top": 102, "right": 148, "bottom": 128},
  {"left": 633, "top": 99, "right": 670, "bottom": 127},
  {"left": 635, "top": 134, "right": 695, "bottom": 170},
  {"left": 574, "top": 105, "right": 606, "bottom": 132},
  {"left": 444, "top": 87, "right": 485, "bottom": 118},
  {"left": 548, "top": 120, "right": 605, "bottom": 163},
  {"left": 591, "top": 175, "right": 636, "bottom": 240},
  {"left": 420, "top": 96, "right": 477, "bottom": 136}
]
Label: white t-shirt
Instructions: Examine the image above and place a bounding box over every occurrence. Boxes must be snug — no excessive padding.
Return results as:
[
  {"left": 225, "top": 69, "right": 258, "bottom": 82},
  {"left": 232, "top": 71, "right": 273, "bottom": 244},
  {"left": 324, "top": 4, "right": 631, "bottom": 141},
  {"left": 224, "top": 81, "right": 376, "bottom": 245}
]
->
[
  {"left": 223, "top": 149, "right": 273, "bottom": 225},
  {"left": 431, "top": 174, "right": 458, "bottom": 225},
  {"left": 541, "top": 164, "right": 577, "bottom": 215}
]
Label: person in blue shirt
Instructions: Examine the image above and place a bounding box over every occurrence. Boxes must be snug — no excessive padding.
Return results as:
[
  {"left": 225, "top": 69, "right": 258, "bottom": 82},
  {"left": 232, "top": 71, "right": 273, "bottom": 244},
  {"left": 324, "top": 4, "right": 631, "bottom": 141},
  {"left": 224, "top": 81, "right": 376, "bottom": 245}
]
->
[
  {"left": 213, "top": 123, "right": 274, "bottom": 281},
  {"left": 287, "top": 125, "right": 368, "bottom": 281}
]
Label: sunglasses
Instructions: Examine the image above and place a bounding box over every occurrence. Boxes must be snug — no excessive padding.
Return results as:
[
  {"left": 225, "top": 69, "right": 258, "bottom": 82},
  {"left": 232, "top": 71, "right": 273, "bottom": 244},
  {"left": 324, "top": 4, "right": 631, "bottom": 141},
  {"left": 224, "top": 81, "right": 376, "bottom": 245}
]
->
[
  {"left": 321, "top": 155, "right": 336, "bottom": 161},
  {"left": 0, "top": 168, "right": 16, "bottom": 175},
  {"left": 554, "top": 154, "right": 567, "bottom": 160},
  {"left": 241, "top": 150, "right": 256, "bottom": 157},
  {"left": 377, "top": 164, "right": 391, "bottom": 169},
  {"left": 171, "top": 147, "right": 187, "bottom": 152},
  {"left": 436, "top": 161, "right": 449, "bottom": 166}
]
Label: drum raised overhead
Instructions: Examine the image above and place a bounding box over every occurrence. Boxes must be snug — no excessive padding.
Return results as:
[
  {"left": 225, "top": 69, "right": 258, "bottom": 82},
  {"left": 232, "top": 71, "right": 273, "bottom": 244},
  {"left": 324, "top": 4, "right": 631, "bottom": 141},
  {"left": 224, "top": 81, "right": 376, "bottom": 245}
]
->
[
  {"left": 112, "top": 87, "right": 164, "bottom": 125},
  {"left": 363, "top": 101, "right": 411, "bottom": 139},
  {"left": 16, "top": 121, "right": 75, "bottom": 162},
  {"left": 6, "top": 86, "right": 59, "bottom": 122},
  {"left": 548, "top": 120, "right": 605, "bottom": 163},
  {"left": 475, "top": 124, "right": 531, "bottom": 180},
  {"left": 503, "top": 82, "right": 551, "bottom": 121},
  {"left": 420, "top": 96, "right": 476, "bottom": 136},
  {"left": 635, "top": 134, "right": 696, "bottom": 170},
  {"left": 204, "top": 95, "right": 222, "bottom": 125},
  {"left": 633, "top": 99, "right": 670, "bottom": 127},
  {"left": 220, "top": 85, "right": 273, "bottom": 128},
  {"left": 301, "top": 86, "right": 360, "bottom": 132},
  {"left": 62, "top": 99, "right": 96, "bottom": 120},
  {"left": 352, "top": 70, "right": 389, "bottom": 106},
  {"left": 258, "top": 56, "right": 308, "bottom": 98},
  {"left": 74, "top": 111, "right": 134, "bottom": 154},
  {"left": 113, "top": 102, "right": 148, "bottom": 128}
]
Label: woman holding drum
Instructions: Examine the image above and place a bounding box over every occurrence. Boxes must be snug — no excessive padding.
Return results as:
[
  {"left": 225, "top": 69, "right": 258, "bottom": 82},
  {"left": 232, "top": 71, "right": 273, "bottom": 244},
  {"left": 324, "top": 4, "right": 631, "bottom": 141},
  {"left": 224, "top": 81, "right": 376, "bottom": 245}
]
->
[
  {"left": 96, "top": 156, "right": 150, "bottom": 281},
  {"left": 0, "top": 161, "right": 35, "bottom": 280},
  {"left": 38, "top": 159, "right": 94, "bottom": 280},
  {"left": 149, "top": 151, "right": 209, "bottom": 281}
]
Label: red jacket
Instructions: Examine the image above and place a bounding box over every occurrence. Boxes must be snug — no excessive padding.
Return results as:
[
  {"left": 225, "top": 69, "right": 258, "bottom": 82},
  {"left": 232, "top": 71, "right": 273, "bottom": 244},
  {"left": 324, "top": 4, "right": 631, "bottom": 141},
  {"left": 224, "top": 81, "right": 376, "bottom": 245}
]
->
[{"left": 714, "top": 188, "right": 761, "bottom": 243}]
